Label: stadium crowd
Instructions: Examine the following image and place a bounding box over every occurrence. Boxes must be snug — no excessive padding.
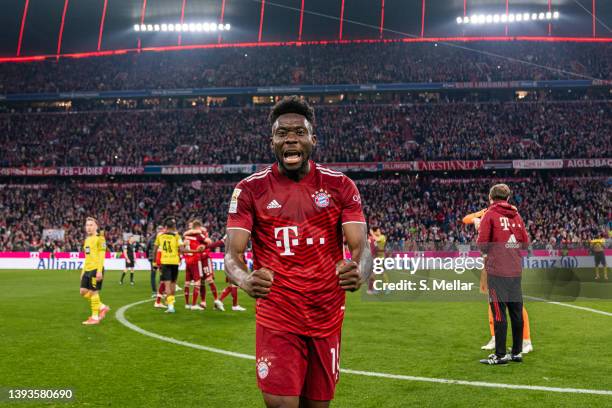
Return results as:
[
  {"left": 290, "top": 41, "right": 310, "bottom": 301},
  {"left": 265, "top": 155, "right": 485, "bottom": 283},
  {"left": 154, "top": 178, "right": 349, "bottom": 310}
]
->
[
  {"left": 0, "top": 42, "right": 609, "bottom": 94},
  {"left": 1, "top": 175, "right": 608, "bottom": 252},
  {"left": 1, "top": 100, "right": 609, "bottom": 167}
]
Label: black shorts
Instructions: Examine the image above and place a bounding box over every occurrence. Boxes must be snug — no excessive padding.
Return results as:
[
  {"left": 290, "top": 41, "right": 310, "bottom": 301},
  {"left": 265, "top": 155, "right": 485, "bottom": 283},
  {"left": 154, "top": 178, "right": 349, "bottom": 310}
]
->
[
  {"left": 81, "top": 270, "right": 103, "bottom": 291},
  {"left": 594, "top": 252, "right": 606, "bottom": 267},
  {"left": 126, "top": 258, "right": 135, "bottom": 268},
  {"left": 160, "top": 265, "right": 179, "bottom": 282}
]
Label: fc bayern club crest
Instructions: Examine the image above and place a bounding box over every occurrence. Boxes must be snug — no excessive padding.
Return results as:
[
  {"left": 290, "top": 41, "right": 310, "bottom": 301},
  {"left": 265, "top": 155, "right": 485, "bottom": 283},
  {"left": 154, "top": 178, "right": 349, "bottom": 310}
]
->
[{"left": 312, "top": 189, "right": 331, "bottom": 208}]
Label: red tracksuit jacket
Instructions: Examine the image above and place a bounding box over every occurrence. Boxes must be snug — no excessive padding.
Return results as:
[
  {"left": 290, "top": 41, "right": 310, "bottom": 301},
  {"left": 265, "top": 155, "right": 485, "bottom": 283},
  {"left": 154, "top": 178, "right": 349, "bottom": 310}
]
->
[{"left": 477, "top": 201, "right": 530, "bottom": 277}]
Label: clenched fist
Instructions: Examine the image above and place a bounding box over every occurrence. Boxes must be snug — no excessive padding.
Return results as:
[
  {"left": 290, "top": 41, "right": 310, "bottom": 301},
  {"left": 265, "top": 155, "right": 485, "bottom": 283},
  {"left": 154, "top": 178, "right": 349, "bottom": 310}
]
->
[
  {"left": 336, "top": 259, "right": 362, "bottom": 292},
  {"left": 241, "top": 267, "right": 274, "bottom": 298}
]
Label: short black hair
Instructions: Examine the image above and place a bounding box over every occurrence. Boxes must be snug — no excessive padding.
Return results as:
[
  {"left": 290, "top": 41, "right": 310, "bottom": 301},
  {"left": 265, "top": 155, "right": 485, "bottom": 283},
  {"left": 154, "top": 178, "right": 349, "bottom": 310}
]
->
[
  {"left": 268, "top": 95, "right": 315, "bottom": 128},
  {"left": 164, "top": 217, "right": 177, "bottom": 229}
]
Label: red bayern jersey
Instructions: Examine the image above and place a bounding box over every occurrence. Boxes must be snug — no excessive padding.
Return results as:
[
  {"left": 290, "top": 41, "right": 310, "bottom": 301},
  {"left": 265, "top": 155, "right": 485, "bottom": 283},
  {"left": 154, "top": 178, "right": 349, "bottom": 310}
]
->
[
  {"left": 183, "top": 232, "right": 207, "bottom": 264},
  {"left": 201, "top": 240, "right": 224, "bottom": 263},
  {"left": 477, "top": 201, "right": 530, "bottom": 277},
  {"left": 226, "top": 161, "right": 366, "bottom": 338}
]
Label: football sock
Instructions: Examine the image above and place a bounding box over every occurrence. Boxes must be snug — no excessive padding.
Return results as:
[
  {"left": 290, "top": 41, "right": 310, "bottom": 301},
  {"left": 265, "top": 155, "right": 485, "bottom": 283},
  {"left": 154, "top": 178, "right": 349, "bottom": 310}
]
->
[
  {"left": 488, "top": 305, "right": 495, "bottom": 337},
  {"left": 220, "top": 286, "right": 231, "bottom": 302},
  {"left": 90, "top": 294, "right": 101, "bottom": 319},
  {"left": 200, "top": 284, "right": 206, "bottom": 303},
  {"left": 184, "top": 284, "right": 190, "bottom": 305},
  {"left": 209, "top": 282, "right": 218, "bottom": 300},
  {"left": 166, "top": 295, "right": 175, "bottom": 308},
  {"left": 155, "top": 282, "right": 166, "bottom": 304},
  {"left": 192, "top": 285, "right": 200, "bottom": 306},
  {"left": 231, "top": 287, "right": 238, "bottom": 307},
  {"left": 522, "top": 307, "right": 531, "bottom": 341},
  {"left": 130, "top": 272, "right": 134, "bottom": 283},
  {"left": 120, "top": 272, "right": 126, "bottom": 283}
]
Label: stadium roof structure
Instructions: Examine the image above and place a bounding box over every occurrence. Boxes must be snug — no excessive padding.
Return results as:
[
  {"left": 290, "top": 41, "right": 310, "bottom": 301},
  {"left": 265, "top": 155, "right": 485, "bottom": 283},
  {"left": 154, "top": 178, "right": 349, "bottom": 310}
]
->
[{"left": 0, "top": 0, "right": 610, "bottom": 62}]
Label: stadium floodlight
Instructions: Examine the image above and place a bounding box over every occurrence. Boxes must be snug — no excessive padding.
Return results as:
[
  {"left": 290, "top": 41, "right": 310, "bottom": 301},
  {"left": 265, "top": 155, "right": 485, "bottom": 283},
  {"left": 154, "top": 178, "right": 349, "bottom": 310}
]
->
[
  {"left": 133, "top": 21, "right": 232, "bottom": 33},
  {"left": 455, "top": 11, "right": 559, "bottom": 25}
]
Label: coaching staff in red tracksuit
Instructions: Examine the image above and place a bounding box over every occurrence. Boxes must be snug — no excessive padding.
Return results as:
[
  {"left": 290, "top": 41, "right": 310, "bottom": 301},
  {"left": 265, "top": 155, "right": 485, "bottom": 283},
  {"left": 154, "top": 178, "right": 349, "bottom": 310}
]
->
[{"left": 477, "top": 184, "right": 530, "bottom": 365}]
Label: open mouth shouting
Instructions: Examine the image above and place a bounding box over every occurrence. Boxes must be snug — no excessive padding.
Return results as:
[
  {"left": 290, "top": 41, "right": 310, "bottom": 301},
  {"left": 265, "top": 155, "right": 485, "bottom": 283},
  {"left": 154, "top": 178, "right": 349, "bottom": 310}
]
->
[{"left": 282, "top": 149, "right": 304, "bottom": 167}]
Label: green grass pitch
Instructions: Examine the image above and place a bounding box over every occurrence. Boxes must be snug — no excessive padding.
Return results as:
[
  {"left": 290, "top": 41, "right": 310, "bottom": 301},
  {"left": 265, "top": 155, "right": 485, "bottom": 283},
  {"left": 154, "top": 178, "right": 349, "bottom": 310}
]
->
[{"left": 1, "top": 269, "right": 611, "bottom": 407}]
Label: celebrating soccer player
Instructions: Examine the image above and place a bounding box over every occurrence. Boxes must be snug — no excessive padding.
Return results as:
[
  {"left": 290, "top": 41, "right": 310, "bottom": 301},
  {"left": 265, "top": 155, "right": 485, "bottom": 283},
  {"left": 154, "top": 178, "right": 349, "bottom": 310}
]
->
[
  {"left": 476, "top": 184, "right": 529, "bottom": 365},
  {"left": 199, "top": 233, "right": 226, "bottom": 311},
  {"left": 79, "top": 217, "right": 110, "bottom": 325},
  {"left": 182, "top": 220, "right": 207, "bottom": 310},
  {"left": 154, "top": 217, "right": 193, "bottom": 313},
  {"left": 224, "top": 96, "right": 373, "bottom": 407}
]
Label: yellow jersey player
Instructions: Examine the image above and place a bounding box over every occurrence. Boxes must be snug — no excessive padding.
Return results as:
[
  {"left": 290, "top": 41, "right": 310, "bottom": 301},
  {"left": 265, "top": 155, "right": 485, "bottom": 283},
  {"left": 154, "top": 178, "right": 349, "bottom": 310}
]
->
[
  {"left": 154, "top": 217, "right": 194, "bottom": 313},
  {"left": 367, "top": 226, "right": 390, "bottom": 294},
  {"left": 80, "top": 217, "right": 110, "bottom": 325},
  {"left": 463, "top": 208, "right": 533, "bottom": 354},
  {"left": 590, "top": 237, "right": 608, "bottom": 280}
]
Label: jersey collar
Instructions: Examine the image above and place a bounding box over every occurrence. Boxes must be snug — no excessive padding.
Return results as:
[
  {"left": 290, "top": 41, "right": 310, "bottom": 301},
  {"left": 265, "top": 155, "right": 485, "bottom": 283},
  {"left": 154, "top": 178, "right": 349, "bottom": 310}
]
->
[{"left": 272, "top": 160, "right": 316, "bottom": 184}]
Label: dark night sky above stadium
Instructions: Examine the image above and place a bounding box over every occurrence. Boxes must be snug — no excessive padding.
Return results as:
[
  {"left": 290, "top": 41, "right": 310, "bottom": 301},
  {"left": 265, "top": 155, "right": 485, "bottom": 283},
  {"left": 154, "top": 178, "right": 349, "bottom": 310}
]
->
[{"left": 0, "top": 0, "right": 610, "bottom": 58}]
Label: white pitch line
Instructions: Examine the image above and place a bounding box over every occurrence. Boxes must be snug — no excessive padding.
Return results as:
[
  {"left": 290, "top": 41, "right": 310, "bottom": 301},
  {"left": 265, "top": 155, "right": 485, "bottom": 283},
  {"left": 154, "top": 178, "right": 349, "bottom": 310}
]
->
[
  {"left": 404, "top": 271, "right": 612, "bottom": 317},
  {"left": 524, "top": 296, "right": 612, "bottom": 317},
  {"left": 115, "top": 299, "right": 612, "bottom": 396}
]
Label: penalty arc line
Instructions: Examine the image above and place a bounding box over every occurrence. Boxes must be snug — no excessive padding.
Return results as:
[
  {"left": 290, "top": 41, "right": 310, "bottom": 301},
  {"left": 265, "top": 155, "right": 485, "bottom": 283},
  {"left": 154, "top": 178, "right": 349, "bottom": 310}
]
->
[{"left": 115, "top": 299, "right": 612, "bottom": 396}]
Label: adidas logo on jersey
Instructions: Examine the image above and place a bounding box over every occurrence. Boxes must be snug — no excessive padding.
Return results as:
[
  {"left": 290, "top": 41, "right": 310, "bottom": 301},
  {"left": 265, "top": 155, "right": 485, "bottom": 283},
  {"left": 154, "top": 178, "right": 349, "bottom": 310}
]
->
[
  {"left": 505, "top": 234, "right": 520, "bottom": 248},
  {"left": 266, "top": 200, "right": 282, "bottom": 209}
]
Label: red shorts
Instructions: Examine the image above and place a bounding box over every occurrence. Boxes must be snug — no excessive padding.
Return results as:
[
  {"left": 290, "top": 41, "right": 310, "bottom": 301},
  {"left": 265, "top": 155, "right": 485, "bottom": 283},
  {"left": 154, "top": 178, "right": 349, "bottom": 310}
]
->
[
  {"left": 202, "top": 258, "right": 214, "bottom": 283},
  {"left": 185, "top": 261, "right": 202, "bottom": 282},
  {"left": 255, "top": 324, "right": 341, "bottom": 401}
]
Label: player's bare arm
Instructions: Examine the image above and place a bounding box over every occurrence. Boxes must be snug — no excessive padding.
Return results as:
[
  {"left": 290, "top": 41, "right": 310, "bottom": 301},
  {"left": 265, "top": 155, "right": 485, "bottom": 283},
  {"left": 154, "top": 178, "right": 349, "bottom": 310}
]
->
[
  {"left": 338, "top": 222, "right": 373, "bottom": 291},
  {"left": 224, "top": 228, "right": 273, "bottom": 298}
]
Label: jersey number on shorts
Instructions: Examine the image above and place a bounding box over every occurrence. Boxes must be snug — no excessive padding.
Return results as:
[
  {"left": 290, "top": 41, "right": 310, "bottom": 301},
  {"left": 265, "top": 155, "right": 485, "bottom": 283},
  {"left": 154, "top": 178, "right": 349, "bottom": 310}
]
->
[{"left": 331, "top": 343, "right": 340, "bottom": 381}]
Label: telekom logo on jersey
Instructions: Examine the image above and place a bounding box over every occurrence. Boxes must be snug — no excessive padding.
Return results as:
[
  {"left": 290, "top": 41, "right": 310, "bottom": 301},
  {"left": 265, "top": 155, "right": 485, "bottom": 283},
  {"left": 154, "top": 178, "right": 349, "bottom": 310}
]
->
[{"left": 274, "top": 226, "right": 326, "bottom": 256}]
